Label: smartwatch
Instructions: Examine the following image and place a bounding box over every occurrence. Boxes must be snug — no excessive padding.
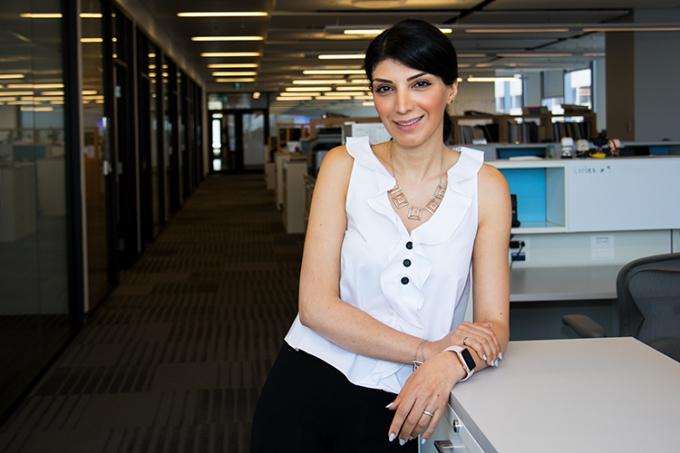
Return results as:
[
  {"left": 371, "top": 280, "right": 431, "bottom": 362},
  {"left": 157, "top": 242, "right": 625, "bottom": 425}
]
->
[{"left": 443, "top": 345, "right": 476, "bottom": 382}]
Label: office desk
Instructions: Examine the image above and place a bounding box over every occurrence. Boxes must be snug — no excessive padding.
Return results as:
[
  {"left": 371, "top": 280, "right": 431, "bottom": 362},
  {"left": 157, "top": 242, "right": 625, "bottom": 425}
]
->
[
  {"left": 510, "top": 265, "right": 620, "bottom": 302},
  {"left": 423, "top": 337, "right": 680, "bottom": 453}
]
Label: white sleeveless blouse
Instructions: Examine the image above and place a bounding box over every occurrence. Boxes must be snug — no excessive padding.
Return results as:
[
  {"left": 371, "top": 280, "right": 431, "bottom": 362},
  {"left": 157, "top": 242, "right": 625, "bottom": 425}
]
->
[{"left": 285, "top": 135, "right": 484, "bottom": 394}]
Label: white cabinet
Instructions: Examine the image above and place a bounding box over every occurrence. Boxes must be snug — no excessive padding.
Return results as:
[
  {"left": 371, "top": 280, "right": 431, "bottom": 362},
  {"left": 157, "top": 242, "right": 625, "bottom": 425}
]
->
[{"left": 282, "top": 160, "right": 307, "bottom": 234}]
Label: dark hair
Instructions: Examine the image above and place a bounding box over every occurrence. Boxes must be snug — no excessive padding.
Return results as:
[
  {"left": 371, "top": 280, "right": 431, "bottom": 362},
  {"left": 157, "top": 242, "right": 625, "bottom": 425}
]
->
[{"left": 364, "top": 19, "right": 458, "bottom": 141}]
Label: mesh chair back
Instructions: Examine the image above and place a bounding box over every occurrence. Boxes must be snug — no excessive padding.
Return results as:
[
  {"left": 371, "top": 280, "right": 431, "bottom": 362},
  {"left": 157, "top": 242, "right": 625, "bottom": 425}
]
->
[{"left": 617, "top": 253, "right": 680, "bottom": 361}]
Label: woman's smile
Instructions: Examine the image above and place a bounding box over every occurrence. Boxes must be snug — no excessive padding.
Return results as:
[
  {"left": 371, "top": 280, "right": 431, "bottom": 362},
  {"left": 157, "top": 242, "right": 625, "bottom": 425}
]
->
[{"left": 393, "top": 115, "right": 424, "bottom": 131}]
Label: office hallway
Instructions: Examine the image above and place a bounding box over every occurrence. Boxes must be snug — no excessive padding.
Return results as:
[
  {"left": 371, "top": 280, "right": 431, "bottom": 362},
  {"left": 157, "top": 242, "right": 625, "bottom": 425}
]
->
[{"left": 0, "top": 175, "right": 303, "bottom": 453}]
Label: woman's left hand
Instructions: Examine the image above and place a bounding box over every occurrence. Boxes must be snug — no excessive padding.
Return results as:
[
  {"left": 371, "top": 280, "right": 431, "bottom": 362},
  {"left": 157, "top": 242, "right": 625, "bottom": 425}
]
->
[{"left": 386, "top": 351, "right": 466, "bottom": 445}]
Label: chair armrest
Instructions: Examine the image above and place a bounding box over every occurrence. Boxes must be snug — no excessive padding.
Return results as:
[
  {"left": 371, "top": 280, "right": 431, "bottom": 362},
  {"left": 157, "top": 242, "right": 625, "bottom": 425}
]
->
[{"left": 562, "top": 314, "right": 606, "bottom": 338}]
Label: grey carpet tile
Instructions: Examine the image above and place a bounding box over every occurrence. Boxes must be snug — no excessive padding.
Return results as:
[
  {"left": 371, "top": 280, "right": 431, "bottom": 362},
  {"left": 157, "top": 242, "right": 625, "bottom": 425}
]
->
[{"left": 0, "top": 175, "right": 302, "bottom": 453}]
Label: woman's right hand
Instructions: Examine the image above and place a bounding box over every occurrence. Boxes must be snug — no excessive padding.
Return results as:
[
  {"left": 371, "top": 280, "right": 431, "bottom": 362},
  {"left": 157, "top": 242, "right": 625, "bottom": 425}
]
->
[{"left": 427, "top": 322, "right": 502, "bottom": 366}]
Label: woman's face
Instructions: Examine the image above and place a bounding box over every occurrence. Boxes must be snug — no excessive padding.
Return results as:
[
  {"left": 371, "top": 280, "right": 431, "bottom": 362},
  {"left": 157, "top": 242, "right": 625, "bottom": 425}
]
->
[{"left": 371, "top": 58, "right": 456, "bottom": 148}]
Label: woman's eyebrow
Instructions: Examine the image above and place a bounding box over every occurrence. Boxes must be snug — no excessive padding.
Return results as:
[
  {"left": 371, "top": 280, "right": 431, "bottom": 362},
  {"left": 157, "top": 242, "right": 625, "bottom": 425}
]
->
[{"left": 373, "top": 72, "right": 427, "bottom": 84}]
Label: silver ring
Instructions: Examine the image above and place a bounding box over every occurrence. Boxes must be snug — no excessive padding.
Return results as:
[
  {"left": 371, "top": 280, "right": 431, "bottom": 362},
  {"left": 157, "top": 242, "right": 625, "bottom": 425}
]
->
[
  {"left": 463, "top": 336, "right": 468, "bottom": 345},
  {"left": 423, "top": 410, "right": 434, "bottom": 417}
]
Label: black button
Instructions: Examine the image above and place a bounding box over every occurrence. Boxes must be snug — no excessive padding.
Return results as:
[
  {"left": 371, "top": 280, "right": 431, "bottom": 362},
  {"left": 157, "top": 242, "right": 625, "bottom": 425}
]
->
[
  {"left": 403, "top": 259, "right": 411, "bottom": 267},
  {"left": 401, "top": 277, "right": 409, "bottom": 285},
  {"left": 405, "top": 241, "right": 413, "bottom": 250}
]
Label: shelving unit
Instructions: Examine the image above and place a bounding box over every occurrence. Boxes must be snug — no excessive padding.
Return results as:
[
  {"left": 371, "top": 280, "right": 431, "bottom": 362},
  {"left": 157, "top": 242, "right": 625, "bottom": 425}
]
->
[{"left": 451, "top": 112, "right": 597, "bottom": 145}]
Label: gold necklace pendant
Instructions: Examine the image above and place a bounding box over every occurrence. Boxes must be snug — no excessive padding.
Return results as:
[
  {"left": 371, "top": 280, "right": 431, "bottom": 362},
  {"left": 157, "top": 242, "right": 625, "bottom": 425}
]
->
[{"left": 387, "top": 141, "right": 448, "bottom": 222}]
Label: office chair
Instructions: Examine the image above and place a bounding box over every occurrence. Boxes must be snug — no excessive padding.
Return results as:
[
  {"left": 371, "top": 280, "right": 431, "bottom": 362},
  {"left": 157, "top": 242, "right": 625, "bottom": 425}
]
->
[{"left": 562, "top": 253, "right": 680, "bottom": 362}]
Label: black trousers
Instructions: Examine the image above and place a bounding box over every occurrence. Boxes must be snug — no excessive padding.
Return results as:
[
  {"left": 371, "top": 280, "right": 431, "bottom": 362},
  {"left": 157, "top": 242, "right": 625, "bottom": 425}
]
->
[{"left": 251, "top": 343, "right": 418, "bottom": 453}]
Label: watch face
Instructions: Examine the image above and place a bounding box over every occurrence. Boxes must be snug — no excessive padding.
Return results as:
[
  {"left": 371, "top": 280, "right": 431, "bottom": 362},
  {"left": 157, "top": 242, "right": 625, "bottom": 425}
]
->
[{"left": 461, "top": 348, "right": 476, "bottom": 371}]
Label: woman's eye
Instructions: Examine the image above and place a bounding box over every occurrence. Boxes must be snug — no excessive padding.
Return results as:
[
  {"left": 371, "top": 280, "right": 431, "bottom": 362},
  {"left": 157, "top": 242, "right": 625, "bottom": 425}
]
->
[
  {"left": 375, "top": 85, "right": 392, "bottom": 94},
  {"left": 413, "top": 80, "right": 431, "bottom": 88}
]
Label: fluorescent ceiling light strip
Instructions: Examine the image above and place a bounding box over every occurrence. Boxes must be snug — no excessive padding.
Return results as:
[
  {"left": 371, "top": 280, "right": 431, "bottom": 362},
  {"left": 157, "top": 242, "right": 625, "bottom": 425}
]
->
[
  {"left": 215, "top": 78, "right": 255, "bottom": 82},
  {"left": 208, "top": 63, "right": 258, "bottom": 68},
  {"left": 498, "top": 52, "right": 572, "bottom": 58},
  {"left": 303, "top": 69, "right": 365, "bottom": 75},
  {"left": 343, "top": 27, "right": 451, "bottom": 36},
  {"left": 354, "top": 95, "right": 374, "bottom": 100},
  {"left": 20, "top": 106, "right": 53, "bottom": 111},
  {"left": 0, "top": 91, "right": 35, "bottom": 96},
  {"left": 7, "top": 83, "right": 62, "bottom": 88},
  {"left": 583, "top": 27, "right": 680, "bottom": 32},
  {"left": 280, "top": 92, "right": 320, "bottom": 96},
  {"left": 318, "top": 54, "right": 365, "bottom": 60},
  {"left": 292, "top": 79, "right": 347, "bottom": 85},
  {"left": 40, "top": 91, "right": 64, "bottom": 96},
  {"left": 192, "top": 36, "right": 263, "bottom": 41},
  {"left": 362, "top": 101, "right": 375, "bottom": 106},
  {"left": 178, "top": 12, "right": 268, "bottom": 17},
  {"left": 465, "top": 28, "right": 569, "bottom": 33},
  {"left": 458, "top": 53, "right": 487, "bottom": 58},
  {"left": 336, "top": 86, "right": 369, "bottom": 91},
  {"left": 286, "top": 86, "right": 331, "bottom": 92},
  {"left": 351, "top": 79, "right": 370, "bottom": 84},
  {"left": 276, "top": 96, "right": 312, "bottom": 101},
  {"left": 0, "top": 74, "right": 25, "bottom": 80},
  {"left": 315, "top": 95, "right": 351, "bottom": 100},
  {"left": 20, "top": 12, "right": 102, "bottom": 18},
  {"left": 467, "top": 76, "right": 519, "bottom": 82},
  {"left": 201, "top": 52, "right": 261, "bottom": 57},
  {"left": 212, "top": 71, "right": 257, "bottom": 76},
  {"left": 584, "top": 52, "right": 605, "bottom": 57},
  {"left": 81, "top": 38, "right": 103, "bottom": 43},
  {"left": 324, "top": 91, "right": 365, "bottom": 96}
]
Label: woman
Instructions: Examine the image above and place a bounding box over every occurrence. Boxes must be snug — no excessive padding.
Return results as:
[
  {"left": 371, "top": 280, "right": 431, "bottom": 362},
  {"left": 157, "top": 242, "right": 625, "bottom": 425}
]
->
[{"left": 251, "top": 19, "right": 510, "bottom": 452}]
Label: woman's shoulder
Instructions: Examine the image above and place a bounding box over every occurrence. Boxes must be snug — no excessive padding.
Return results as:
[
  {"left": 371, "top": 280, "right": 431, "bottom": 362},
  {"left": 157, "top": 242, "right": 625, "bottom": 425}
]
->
[{"left": 478, "top": 163, "right": 509, "bottom": 194}]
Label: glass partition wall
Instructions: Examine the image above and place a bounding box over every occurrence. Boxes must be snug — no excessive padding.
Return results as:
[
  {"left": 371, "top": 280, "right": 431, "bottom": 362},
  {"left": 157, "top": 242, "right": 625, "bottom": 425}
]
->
[{"left": 0, "top": 0, "right": 73, "bottom": 418}]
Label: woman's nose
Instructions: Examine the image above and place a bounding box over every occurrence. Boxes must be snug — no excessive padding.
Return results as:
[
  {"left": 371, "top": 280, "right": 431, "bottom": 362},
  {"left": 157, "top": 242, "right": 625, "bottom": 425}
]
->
[{"left": 395, "top": 89, "right": 412, "bottom": 114}]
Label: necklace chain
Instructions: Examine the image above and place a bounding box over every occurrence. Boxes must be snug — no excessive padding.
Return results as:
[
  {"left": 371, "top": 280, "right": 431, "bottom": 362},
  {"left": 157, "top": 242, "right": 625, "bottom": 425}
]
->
[{"left": 387, "top": 142, "right": 448, "bottom": 222}]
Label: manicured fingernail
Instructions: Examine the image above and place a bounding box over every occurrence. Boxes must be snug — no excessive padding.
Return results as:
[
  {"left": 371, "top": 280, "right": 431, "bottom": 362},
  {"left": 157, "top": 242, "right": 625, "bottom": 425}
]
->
[
  {"left": 385, "top": 402, "right": 394, "bottom": 409},
  {"left": 421, "top": 438, "right": 428, "bottom": 445},
  {"left": 388, "top": 433, "right": 396, "bottom": 442},
  {"left": 399, "top": 439, "right": 406, "bottom": 446}
]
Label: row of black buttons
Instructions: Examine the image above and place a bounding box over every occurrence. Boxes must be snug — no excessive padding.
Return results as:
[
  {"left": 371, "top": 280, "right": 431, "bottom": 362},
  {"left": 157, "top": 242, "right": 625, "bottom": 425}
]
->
[{"left": 403, "top": 242, "right": 413, "bottom": 284}]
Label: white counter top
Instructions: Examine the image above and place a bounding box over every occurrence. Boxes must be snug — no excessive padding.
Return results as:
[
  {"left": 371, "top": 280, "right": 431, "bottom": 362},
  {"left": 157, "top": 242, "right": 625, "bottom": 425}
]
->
[{"left": 449, "top": 337, "right": 680, "bottom": 453}]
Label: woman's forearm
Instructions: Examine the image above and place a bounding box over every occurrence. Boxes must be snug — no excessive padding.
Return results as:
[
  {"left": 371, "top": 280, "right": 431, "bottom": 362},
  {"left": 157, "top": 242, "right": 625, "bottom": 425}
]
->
[{"left": 300, "top": 296, "right": 426, "bottom": 365}]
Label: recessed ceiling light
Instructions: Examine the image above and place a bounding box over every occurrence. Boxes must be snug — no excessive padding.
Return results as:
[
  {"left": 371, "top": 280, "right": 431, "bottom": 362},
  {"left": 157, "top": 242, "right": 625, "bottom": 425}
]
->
[
  {"left": 343, "top": 27, "right": 451, "bottom": 36},
  {"left": 178, "top": 12, "right": 268, "bottom": 17},
  {"left": 292, "top": 79, "right": 347, "bottom": 85},
  {"left": 0, "top": 74, "right": 25, "bottom": 80},
  {"left": 280, "top": 92, "right": 320, "bottom": 97},
  {"left": 215, "top": 78, "right": 255, "bottom": 83},
  {"left": 212, "top": 71, "right": 258, "bottom": 76},
  {"left": 497, "top": 52, "right": 572, "bottom": 58},
  {"left": 315, "top": 95, "right": 352, "bottom": 100},
  {"left": 252, "top": 92, "right": 261, "bottom": 99},
  {"left": 465, "top": 28, "right": 569, "bottom": 33},
  {"left": 20, "top": 12, "right": 102, "bottom": 18},
  {"left": 276, "top": 96, "right": 312, "bottom": 101},
  {"left": 286, "top": 86, "right": 332, "bottom": 92},
  {"left": 337, "top": 86, "right": 369, "bottom": 91},
  {"left": 467, "top": 76, "right": 520, "bottom": 82},
  {"left": 208, "top": 63, "right": 259, "bottom": 68},
  {"left": 318, "top": 54, "right": 365, "bottom": 60},
  {"left": 201, "top": 52, "right": 261, "bottom": 57},
  {"left": 303, "top": 69, "right": 365, "bottom": 75},
  {"left": 324, "top": 91, "right": 365, "bottom": 96},
  {"left": 192, "top": 36, "right": 264, "bottom": 41},
  {"left": 582, "top": 26, "right": 680, "bottom": 32}
]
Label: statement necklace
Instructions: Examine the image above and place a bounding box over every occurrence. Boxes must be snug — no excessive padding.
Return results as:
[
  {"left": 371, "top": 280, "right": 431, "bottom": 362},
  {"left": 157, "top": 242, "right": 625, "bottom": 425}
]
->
[{"left": 387, "top": 143, "right": 447, "bottom": 222}]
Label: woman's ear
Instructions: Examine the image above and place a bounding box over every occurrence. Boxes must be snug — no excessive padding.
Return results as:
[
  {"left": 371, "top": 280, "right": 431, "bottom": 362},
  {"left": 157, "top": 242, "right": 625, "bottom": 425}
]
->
[{"left": 447, "top": 81, "right": 459, "bottom": 104}]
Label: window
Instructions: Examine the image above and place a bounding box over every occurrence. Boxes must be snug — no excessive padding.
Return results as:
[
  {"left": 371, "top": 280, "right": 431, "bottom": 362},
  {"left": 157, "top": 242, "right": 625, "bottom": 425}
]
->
[
  {"left": 495, "top": 78, "right": 523, "bottom": 115},
  {"left": 564, "top": 68, "right": 592, "bottom": 109}
]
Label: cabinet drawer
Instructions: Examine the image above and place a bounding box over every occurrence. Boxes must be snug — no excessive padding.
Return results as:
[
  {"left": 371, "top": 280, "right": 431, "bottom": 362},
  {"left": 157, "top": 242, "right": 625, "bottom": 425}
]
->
[{"left": 420, "top": 404, "right": 484, "bottom": 453}]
